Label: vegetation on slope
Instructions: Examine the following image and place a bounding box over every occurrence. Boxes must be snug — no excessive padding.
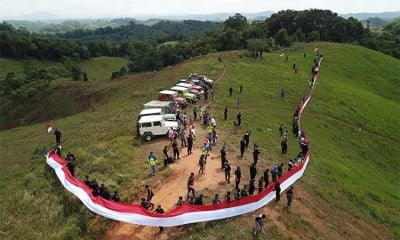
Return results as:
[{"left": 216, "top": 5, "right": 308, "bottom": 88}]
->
[{"left": 0, "top": 42, "right": 398, "bottom": 239}]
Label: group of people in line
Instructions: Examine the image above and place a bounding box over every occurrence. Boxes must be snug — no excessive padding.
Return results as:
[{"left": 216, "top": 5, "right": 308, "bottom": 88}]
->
[
  {"left": 48, "top": 51, "right": 321, "bottom": 236},
  {"left": 50, "top": 128, "right": 122, "bottom": 203}
]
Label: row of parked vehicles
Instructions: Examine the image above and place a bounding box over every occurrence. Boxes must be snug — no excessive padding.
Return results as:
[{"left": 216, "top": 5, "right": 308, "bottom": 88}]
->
[{"left": 137, "top": 74, "right": 214, "bottom": 141}]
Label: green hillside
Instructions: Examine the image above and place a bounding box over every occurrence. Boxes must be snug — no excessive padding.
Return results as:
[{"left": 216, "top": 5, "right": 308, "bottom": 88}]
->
[
  {"left": 0, "top": 43, "right": 399, "bottom": 239},
  {"left": 0, "top": 56, "right": 130, "bottom": 130},
  {"left": 0, "top": 56, "right": 129, "bottom": 79},
  {"left": 80, "top": 56, "right": 129, "bottom": 81}
]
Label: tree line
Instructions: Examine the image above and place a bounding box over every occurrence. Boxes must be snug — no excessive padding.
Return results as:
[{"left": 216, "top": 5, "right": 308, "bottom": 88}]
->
[{"left": 1, "top": 9, "right": 399, "bottom": 79}]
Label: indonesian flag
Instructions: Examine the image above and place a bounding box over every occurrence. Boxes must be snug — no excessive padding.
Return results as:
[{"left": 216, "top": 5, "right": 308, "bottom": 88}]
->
[
  {"left": 46, "top": 124, "right": 53, "bottom": 133},
  {"left": 279, "top": 53, "right": 285, "bottom": 57},
  {"left": 313, "top": 48, "right": 318, "bottom": 52}
]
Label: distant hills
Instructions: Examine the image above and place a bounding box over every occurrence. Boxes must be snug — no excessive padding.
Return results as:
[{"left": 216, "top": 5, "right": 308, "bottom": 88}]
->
[
  {"left": 340, "top": 11, "right": 400, "bottom": 20},
  {"left": 3, "top": 10, "right": 400, "bottom": 22}
]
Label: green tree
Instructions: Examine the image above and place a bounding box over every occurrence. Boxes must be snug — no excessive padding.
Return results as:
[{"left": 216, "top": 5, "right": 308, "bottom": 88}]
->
[
  {"left": 294, "top": 29, "right": 305, "bottom": 42},
  {"left": 247, "top": 39, "right": 266, "bottom": 58},
  {"left": 275, "top": 28, "right": 290, "bottom": 47},
  {"left": 308, "top": 30, "right": 320, "bottom": 42},
  {"left": 244, "top": 21, "right": 268, "bottom": 39},
  {"left": 224, "top": 13, "right": 248, "bottom": 31}
]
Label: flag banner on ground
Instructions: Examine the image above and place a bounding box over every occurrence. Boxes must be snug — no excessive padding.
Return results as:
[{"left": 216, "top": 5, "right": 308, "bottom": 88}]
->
[{"left": 46, "top": 59, "right": 323, "bottom": 227}]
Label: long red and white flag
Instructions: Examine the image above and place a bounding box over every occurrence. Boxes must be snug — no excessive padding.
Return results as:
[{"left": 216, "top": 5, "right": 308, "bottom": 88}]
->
[{"left": 46, "top": 60, "right": 322, "bottom": 227}]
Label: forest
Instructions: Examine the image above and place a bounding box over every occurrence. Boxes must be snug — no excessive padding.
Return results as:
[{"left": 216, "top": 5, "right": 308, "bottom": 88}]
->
[{"left": 0, "top": 9, "right": 399, "bottom": 99}]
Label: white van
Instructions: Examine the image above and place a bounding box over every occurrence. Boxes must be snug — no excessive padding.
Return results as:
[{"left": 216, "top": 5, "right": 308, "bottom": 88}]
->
[
  {"left": 143, "top": 100, "right": 178, "bottom": 113},
  {"left": 138, "top": 115, "right": 179, "bottom": 141},
  {"left": 139, "top": 108, "right": 176, "bottom": 121}
]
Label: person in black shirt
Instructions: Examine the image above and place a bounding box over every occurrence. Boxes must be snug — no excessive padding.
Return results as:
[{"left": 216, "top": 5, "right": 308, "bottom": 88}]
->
[
  {"left": 220, "top": 146, "right": 226, "bottom": 169},
  {"left": 253, "top": 147, "right": 260, "bottom": 165},
  {"left": 66, "top": 160, "right": 75, "bottom": 177},
  {"left": 187, "top": 134, "right": 193, "bottom": 155},
  {"left": 250, "top": 163, "right": 257, "bottom": 180},
  {"left": 274, "top": 180, "right": 281, "bottom": 202},
  {"left": 249, "top": 179, "right": 256, "bottom": 195},
  {"left": 112, "top": 191, "right": 121, "bottom": 202},
  {"left": 240, "top": 139, "right": 246, "bottom": 158},
  {"left": 145, "top": 185, "right": 154, "bottom": 202},
  {"left": 234, "top": 166, "right": 241, "bottom": 189},
  {"left": 263, "top": 169, "right": 269, "bottom": 188},
  {"left": 65, "top": 151, "right": 76, "bottom": 162},
  {"left": 243, "top": 130, "right": 251, "bottom": 150},
  {"left": 281, "top": 139, "right": 288, "bottom": 155},
  {"left": 54, "top": 128, "right": 62, "bottom": 145},
  {"left": 155, "top": 205, "right": 165, "bottom": 233},
  {"left": 224, "top": 106, "right": 228, "bottom": 120},
  {"left": 286, "top": 186, "right": 294, "bottom": 208},
  {"left": 99, "top": 183, "right": 111, "bottom": 200},
  {"left": 277, "top": 163, "right": 284, "bottom": 178},
  {"left": 224, "top": 161, "right": 231, "bottom": 183}
]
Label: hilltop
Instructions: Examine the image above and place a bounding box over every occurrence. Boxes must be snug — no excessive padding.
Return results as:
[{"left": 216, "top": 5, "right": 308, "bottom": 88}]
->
[{"left": 0, "top": 42, "right": 399, "bottom": 239}]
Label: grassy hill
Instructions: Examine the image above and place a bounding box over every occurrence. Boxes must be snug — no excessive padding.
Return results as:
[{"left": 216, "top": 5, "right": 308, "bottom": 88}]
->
[
  {"left": 0, "top": 56, "right": 130, "bottom": 130},
  {"left": 0, "top": 56, "right": 129, "bottom": 79},
  {"left": 0, "top": 43, "right": 399, "bottom": 239},
  {"left": 80, "top": 56, "right": 129, "bottom": 81}
]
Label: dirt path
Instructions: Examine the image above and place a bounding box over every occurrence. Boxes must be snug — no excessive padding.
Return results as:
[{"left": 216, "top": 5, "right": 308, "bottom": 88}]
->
[
  {"left": 104, "top": 143, "right": 225, "bottom": 240},
  {"left": 104, "top": 62, "right": 228, "bottom": 240}
]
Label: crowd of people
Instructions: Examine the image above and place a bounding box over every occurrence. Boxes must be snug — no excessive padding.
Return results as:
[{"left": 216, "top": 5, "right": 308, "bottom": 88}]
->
[
  {"left": 50, "top": 128, "right": 123, "bottom": 203},
  {"left": 48, "top": 51, "right": 322, "bottom": 236}
]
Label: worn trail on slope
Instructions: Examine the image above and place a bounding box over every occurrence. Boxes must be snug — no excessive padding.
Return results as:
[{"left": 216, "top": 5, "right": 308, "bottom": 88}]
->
[{"left": 104, "top": 62, "right": 227, "bottom": 240}]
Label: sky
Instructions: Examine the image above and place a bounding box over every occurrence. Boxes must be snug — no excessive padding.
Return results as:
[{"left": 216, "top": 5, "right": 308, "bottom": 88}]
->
[{"left": 0, "top": 0, "right": 399, "bottom": 19}]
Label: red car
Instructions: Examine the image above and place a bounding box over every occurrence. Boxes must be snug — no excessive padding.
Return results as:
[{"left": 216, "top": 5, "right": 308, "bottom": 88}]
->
[{"left": 159, "top": 90, "right": 188, "bottom": 109}]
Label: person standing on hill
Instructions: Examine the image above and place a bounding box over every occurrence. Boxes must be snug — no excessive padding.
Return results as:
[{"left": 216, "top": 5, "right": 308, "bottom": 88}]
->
[
  {"left": 253, "top": 146, "right": 260, "bottom": 165},
  {"left": 240, "top": 138, "right": 246, "bottom": 158},
  {"left": 148, "top": 151, "right": 157, "bottom": 175},
  {"left": 187, "top": 172, "right": 195, "bottom": 197},
  {"left": 187, "top": 134, "right": 193, "bottom": 155},
  {"left": 54, "top": 128, "right": 62, "bottom": 145},
  {"left": 278, "top": 163, "right": 284, "bottom": 178},
  {"left": 249, "top": 179, "right": 256, "bottom": 195},
  {"left": 229, "top": 86, "right": 233, "bottom": 96},
  {"left": 172, "top": 140, "right": 180, "bottom": 160},
  {"left": 239, "top": 83, "right": 243, "bottom": 93},
  {"left": 263, "top": 168, "right": 269, "bottom": 187},
  {"left": 234, "top": 166, "right": 242, "bottom": 189},
  {"left": 145, "top": 185, "right": 154, "bottom": 202},
  {"left": 66, "top": 160, "right": 75, "bottom": 177},
  {"left": 253, "top": 214, "right": 266, "bottom": 236},
  {"left": 250, "top": 163, "right": 257, "bottom": 180},
  {"left": 279, "top": 124, "right": 284, "bottom": 136},
  {"left": 193, "top": 106, "right": 197, "bottom": 121},
  {"left": 224, "top": 161, "right": 231, "bottom": 183},
  {"left": 274, "top": 180, "right": 281, "bottom": 202},
  {"left": 180, "top": 129, "right": 186, "bottom": 148},
  {"left": 220, "top": 146, "right": 227, "bottom": 169},
  {"left": 281, "top": 139, "right": 288, "bottom": 154},
  {"left": 155, "top": 205, "right": 165, "bottom": 233},
  {"left": 243, "top": 130, "right": 251, "bottom": 150},
  {"left": 224, "top": 106, "right": 228, "bottom": 120},
  {"left": 286, "top": 186, "right": 294, "bottom": 208},
  {"left": 198, "top": 155, "right": 206, "bottom": 175},
  {"left": 236, "top": 112, "right": 242, "bottom": 127}
]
